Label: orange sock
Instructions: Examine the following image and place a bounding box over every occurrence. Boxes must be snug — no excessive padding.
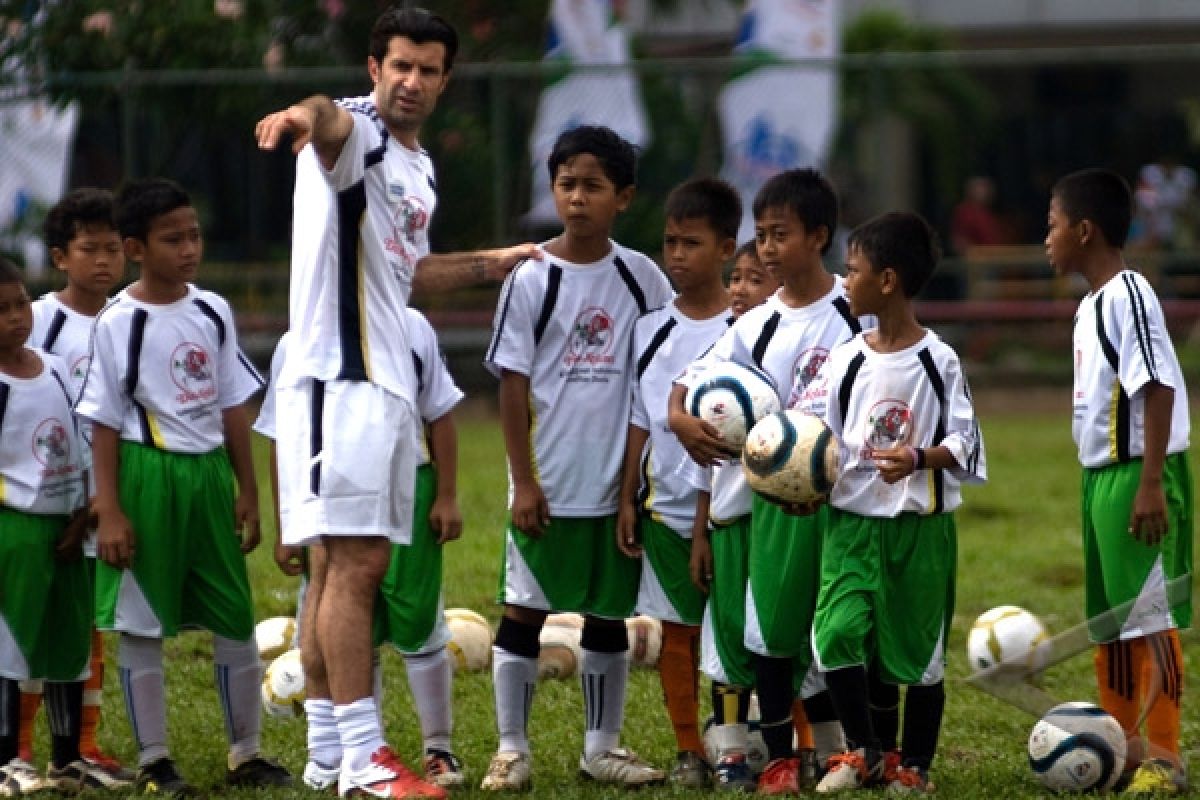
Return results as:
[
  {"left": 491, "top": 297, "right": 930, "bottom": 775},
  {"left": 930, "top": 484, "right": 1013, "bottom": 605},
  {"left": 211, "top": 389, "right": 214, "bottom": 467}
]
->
[
  {"left": 658, "top": 620, "right": 703, "bottom": 755},
  {"left": 1095, "top": 639, "right": 1142, "bottom": 734},
  {"left": 1141, "top": 630, "right": 1183, "bottom": 764},
  {"left": 791, "top": 698, "right": 814, "bottom": 751},
  {"left": 80, "top": 627, "right": 106, "bottom": 755},
  {"left": 18, "top": 683, "right": 42, "bottom": 762}
]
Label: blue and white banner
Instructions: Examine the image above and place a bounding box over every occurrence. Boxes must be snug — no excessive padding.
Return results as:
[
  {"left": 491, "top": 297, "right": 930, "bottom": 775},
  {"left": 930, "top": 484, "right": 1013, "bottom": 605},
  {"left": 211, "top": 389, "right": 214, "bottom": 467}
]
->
[
  {"left": 526, "top": 0, "right": 650, "bottom": 226},
  {"left": 719, "top": 0, "right": 839, "bottom": 242}
]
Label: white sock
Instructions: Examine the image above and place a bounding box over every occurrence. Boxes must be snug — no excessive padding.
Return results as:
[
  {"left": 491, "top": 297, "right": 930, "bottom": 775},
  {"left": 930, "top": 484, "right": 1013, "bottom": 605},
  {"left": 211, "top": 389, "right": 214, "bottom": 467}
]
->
[
  {"left": 213, "top": 635, "right": 262, "bottom": 768},
  {"left": 405, "top": 648, "right": 453, "bottom": 753},
  {"left": 335, "top": 697, "right": 385, "bottom": 774},
  {"left": 304, "top": 697, "right": 341, "bottom": 769},
  {"left": 811, "top": 720, "right": 847, "bottom": 765},
  {"left": 118, "top": 634, "right": 168, "bottom": 767},
  {"left": 372, "top": 649, "right": 383, "bottom": 730},
  {"left": 580, "top": 648, "right": 629, "bottom": 760},
  {"left": 492, "top": 647, "right": 536, "bottom": 755}
]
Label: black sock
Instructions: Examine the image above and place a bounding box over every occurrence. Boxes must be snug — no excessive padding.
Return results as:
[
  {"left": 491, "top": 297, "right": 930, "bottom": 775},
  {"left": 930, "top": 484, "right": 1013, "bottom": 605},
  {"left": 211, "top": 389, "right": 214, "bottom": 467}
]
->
[
  {"left": 45, "top": 681, "right": 84, "bottom": 769},
  {"left": 802, "top": 688, "right": 837, "bottom": 723},
  {"left": 711, "top": 681, "right": 751, "bottom": 725},
  {"left": 868, "top": 668, "right": 900, "bottom": 752},
  {"left": 753, "top": 654, "right": 795, "bottom": 761},
  {"left": 899, "top": 682, "right": 945, "bottom": 771},
  {"left": 0, "top": 677, "right": 17, "bottom": 764},
  {"left": 824, "top": 665, "right": 879, "bottom": 752}
]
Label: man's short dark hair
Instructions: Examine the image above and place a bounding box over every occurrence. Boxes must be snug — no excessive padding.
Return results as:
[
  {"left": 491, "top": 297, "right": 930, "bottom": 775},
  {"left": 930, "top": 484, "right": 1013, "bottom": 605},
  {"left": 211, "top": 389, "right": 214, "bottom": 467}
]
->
[
  {"left": 847, "top": 211, "right": 941, "bottom": 298},
  {"left": 370, "top": 7, "right": 458, "bottom": 71},
  {"left": 752, "top": 168, "right": 839, "bottom": 255},
  {"left": 114, "top": 178, "right": 192, "bottom": 241},
  {"left": 1052, "top": 168, "right": 1133, "bottom": 248},
  {"left": 0, "top": 256, "right": 24, "bottom": 286},
  {"left": 665, "top": 178, "right": 742, "bottom": 241},
  {"left": 547, "top": 125, "right": 637, "bottom": 190},
  {"left": 43, "top": 188, "right": 115, "bottom": 252}
]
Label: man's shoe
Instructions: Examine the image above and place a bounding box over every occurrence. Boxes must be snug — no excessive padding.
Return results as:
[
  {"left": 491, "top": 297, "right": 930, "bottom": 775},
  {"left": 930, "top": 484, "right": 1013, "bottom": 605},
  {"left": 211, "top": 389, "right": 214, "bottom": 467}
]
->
[
  {"left": 713, "top": 752, "right": 758, "bottom": 792},
  {"left": 80, "top": 748, "right": 137, "bottom": 787},
  {"left": 228, "top": 755, "right": 294, "bottom": 788},
  {"left": 757, "top": 757, "right": 800, "bottom": 795},
  {"left": 135, "top": 758, "right": 198, "bottom": 797},
  {"left": 1124, "top": 759, "right": 1187, "bottom": 796},
  {"left": 338, "top": 747, "right": 446, "bottom": 799},
  {"left": 0, "top": 758, "right": 43, "bottom": 796},
  {"left": 45, "top": 759, "right": 129, "bottom": 791},
  {"left": 669, "top": 751, "right": 712, "bottom": 788},
  {"left": 480, "top": 751, "right": 532, "bottom": 792},
  {"left": 423, "top": 749, "right": 465, "bottom": 789},
  {"left": 578, "top": 748, "right": 666, "bottom": 787},
  {"left": 303, "top": 760, "right": 341, "bottom": 792}
]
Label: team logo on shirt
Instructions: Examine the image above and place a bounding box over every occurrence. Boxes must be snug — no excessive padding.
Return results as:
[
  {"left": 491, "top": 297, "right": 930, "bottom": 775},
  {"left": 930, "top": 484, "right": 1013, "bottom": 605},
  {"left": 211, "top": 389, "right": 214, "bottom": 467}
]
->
[
  {"left": 565, "top": 307, "right": 616, "bottom": 367},
  {"left": 787, "top": 347, "right": 829, "bottom": 406},
  {"left": 385, "top": 193, "right": 429, "bottom": 278},
  {"left": 861, "top": 399, "right": 913, "bottom": 464},
  {"left": 170, "top": 342, "right": 217, "bottom": 404},
  {"left": 33, "top": 418, "right": 74, "bottom": 476}
]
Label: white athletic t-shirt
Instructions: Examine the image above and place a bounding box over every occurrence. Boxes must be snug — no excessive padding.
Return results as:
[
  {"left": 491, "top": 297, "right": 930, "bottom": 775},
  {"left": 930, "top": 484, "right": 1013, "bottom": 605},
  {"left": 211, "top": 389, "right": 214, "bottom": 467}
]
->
[
  {"left": 798, "top": 330, "right": 987, "bottom": 516},
  {"left": 76, "top": 286, "right": 264, "bottom": 454},
  {"left": 631, "top": 302, "right": 734, "bottom": 534},
  {"left": 0, "top": 351, "right": 86, "bottom": 515},
  {"left": 1072, "top": 269, "right": 1190, "bottom": 468},
  {"left": 485, "top": 242, "right": 674, "bottom": 516},
  {"left": 30, "top": 293, "right": 95, "bottom": 398},
  {"left": 282, "top": 99, "right": 436, "bottom": 404}
]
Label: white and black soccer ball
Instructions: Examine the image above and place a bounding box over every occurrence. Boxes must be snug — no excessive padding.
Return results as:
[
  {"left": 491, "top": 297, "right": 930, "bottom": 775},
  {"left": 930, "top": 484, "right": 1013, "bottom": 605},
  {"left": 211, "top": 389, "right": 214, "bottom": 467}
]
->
[
  {"left": 702, "top": 693, "right": 768, "bottom": 775},
  {"left": 685, "top": 362, "right": 780, "bottom": 452},
  {"left": 261, "top": 648, "right": 305, "bottom": 719},
  {"left": 1028, "top": 702, "right": 1126, "bottom": 792},
  {"left": 967, "top": 605, "right": 1051, "bottom": 678},
  {"left": 742, "top": 410, "right": 839, "bottom": 505}
]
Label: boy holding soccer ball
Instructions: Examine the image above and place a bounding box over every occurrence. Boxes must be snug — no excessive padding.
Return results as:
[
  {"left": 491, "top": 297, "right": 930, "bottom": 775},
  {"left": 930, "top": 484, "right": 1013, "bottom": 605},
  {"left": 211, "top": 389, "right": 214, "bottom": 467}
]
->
[
  {"left": 797, "top": 211, "right": 987, "bottom": 793},
  {"left": 1045, "top": 168, "right": 1191, "bottom": 794}
]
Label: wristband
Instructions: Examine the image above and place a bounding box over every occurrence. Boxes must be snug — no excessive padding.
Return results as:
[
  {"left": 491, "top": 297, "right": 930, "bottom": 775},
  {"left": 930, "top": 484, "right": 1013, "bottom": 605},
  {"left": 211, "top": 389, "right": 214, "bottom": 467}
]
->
[{"left": 906, "top": 446, "right": 926, "bottom": 470}]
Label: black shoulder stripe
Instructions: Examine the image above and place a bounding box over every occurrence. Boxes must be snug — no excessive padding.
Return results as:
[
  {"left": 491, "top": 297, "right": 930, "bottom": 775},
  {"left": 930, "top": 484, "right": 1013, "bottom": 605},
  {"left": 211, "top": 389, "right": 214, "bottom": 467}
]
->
[
  {"left": 917, "top": 347, "right": 947, "bottom": 415},
  {"left": 636, "top": 318, "right": 677, "bottom": 380},
  {"left": 613, "top": 256, "right": 649, "bottom": 314},
  {"left": 837, "top": 350, "right": 866, "bottom": 423},
  {"left": 193, "top": 297, "right": 226, "bottom": 347},
  {"left": 1094, "top": 294, "right": 1119, "bottom": 373},
  {"left": 486, "top": 268, "right": 523, "bottom": 364},
  {"left": 125, "top": 308, "right": 149, "bottom": 398},
  {"left": 335, "top": 182, "right": 369, "bottom": 381},
  {"left": 365, "top": 128, "right": 387, "bottom": 168},
  {"left": 48, "top": 364, "right": 73, "bottom": 408},
  {"left": 237, "top": 348, "right": 265, "bottom": 388},
  {"left": 917, "top": 346, "right": 948, "bottom": 514},
  {"left": 41, "top": 309, "right": 67, "bottom": 352},
  {"left": 832, "top": 295, "right": 862, "bottom": 334},
  {"left": 533, "top": 265, "right": 563, "bottom": 347},
  {"left": 751, "top": 311, "right": 781, "bottom": 368},
  {"left": 412, "top": 349, "right": 425, "bottom": 396},
  {"left": 1122, "top": 272, "right": 1158, "bottom": 382},
  {"left": 0, "top": 381, "right": 9, "bottom": 438}
]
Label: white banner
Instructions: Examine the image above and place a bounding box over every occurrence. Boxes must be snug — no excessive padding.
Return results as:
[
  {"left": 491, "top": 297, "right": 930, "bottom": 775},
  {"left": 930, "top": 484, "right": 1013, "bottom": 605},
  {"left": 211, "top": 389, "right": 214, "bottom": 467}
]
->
[
  {"left": 718, "top": 0, "right": 839, "bottom": 243},
  {"left": 526, "top": 0, "right": 650, "bottom": 227}
]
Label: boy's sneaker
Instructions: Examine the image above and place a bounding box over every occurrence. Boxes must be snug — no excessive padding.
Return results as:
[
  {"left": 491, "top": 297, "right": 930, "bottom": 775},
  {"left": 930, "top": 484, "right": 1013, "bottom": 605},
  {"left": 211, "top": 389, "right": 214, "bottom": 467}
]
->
[
  {"left": 578, "top": 748, "right": 666, "bottom": 787},
  {"left": 815, "top": 749, "right": 885, "bottom": 794},
  {"left": 0, "top": 758, "right": 43, "bottom": 796},
  {"left": 669, "top": 751, "right": 712, "bottom": 788},
  {"left": 45, "top": 759, "right": 127, "bottom": 791},
  {"left": 480, "top": 751, "right": 532, "bottom": 792},
  {"left": 423, "top": 749, "right": 465, "bottom": 789},
  {"left": 713, "top": 753, "right": 758, "bottom": 792},
  {"left": 81, "top": 748, "right": 137, "bottom": 786},
  {"left": 135, "top": 757, "right": 198, "bottom": 797},
  {"left": 757, "top": 757, "right": 801, "bottom": 795},
  {"left": 882, "top": 750, "right": 903, "bottom": 784},
  {"left": 1125, "top": 759, "right": 1187, "bottom": 796},
  {"left": 302, "top": 760, "right": 341, "bottom": 792},
  {"left": 888, "top": 766, "right": 933, "bottom": 794},
  {"left": 339, "top": 746, "right": 446, "bottom": 799},
  {"left": 227, "top": 755, "right": 294, "bottom": 788}
]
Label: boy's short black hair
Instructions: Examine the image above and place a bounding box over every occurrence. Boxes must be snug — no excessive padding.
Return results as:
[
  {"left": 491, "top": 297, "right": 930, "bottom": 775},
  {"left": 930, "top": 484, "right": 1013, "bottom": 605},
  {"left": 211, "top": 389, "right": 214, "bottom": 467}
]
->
[
  {"left": 547, "top": 125, "right": 637, "bottom": 190},
  {"left": 752, "top": 168, "right": 838, "bottom": 255},
  {"left": 847, "top": 211, "right": 941, "bottom": 298},
  {"left": 43, "top": 188, "right": 115, "bottom": 252},
  {"left": 1052, "top": 168, "right": 1132, "bottom": 248},
  {"left": 734, "top": 240, "right": 760, "bottom": 264},
  {"left": 665, "top": 177, "right": 742, "bottom": 241},
  {"left": 0, "top": 256, "right": 23, "bottom": 286},
  {"left": 370, "top": 7, "right": 458, "bottom": 71},
  {"left": 114, "top": 178, "right": 192, "bottom": 242}
]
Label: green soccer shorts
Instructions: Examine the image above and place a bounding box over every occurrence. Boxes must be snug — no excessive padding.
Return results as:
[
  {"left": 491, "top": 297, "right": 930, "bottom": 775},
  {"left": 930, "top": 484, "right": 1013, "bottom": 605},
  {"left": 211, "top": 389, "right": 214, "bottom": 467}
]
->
[
  {"left": 699, "top": 515, "right": 754, "bottom": 688},
  {"left": 637, "top": 514, "right": 705, "bottom": 626}
]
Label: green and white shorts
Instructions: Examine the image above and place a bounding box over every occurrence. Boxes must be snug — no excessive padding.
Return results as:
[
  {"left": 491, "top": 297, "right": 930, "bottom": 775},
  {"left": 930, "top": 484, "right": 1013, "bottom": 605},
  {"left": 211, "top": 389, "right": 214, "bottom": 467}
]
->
[
  {"left": 699, "top": 515, "right": 754, "bottom": 688},
  {"left": 636, "top": 515, "right": 705, "bottom": 626}
]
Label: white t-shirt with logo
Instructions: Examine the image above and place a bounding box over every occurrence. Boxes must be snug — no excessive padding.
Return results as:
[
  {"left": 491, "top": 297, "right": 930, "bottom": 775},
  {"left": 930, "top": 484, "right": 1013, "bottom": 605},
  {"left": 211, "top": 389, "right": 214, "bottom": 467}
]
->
[
  {"left": 799, "top": 330, "right": 987, "bottom": 517},
  {"left": 30, "top": 293, "right": 96, "bottom": 398},
  {"left": 76, "top": 286, "right": 264, "bottom": 454},
  {"left": 631, "top": 302, "right": 733, "bottom": 534},
  {"left": 485, "top": 243, "right": 674, "bottom": 516},
  {"left": 0, "top": 351, "right": 86, "bottom": 515},
  {"left": 282, "top": 101, "right": 436, "bottom": 404},
  {"left": 1072, "top": 269, "right": 1190, "bottom": 468}
]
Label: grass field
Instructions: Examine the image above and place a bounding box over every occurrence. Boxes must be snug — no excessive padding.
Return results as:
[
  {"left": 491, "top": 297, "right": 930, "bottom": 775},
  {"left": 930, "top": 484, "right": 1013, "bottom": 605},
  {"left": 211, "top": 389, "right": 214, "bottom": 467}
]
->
[{"left": 30, "top": 393, "right": 1200, "bottom": 798}]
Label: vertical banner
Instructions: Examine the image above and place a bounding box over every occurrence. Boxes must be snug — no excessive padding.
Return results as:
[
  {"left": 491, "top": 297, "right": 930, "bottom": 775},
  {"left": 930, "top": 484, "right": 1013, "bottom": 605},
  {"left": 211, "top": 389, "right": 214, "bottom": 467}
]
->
[
  {"left": 718, "top": 0, "right": 839, "bottom": 243},
  {"left": 526, "top": 0, "right": 650, "bottom": 227}
]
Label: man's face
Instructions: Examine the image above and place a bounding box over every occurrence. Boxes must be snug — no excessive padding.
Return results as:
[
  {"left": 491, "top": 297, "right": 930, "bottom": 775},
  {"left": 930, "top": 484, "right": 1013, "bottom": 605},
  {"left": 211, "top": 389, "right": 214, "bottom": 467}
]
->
[{"left": 369, "top": 36, "right": 451, "bottom": 143}]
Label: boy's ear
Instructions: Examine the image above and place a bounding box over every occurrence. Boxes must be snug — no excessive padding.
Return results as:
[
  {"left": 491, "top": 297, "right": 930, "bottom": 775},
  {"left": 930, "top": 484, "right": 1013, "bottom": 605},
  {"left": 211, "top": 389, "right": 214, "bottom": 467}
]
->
[
  {"left": 49, "top": 247, "right": 68, "bottom": 271},
  {"left": 615, "top": 185, "right": 635, "bottom": 212},
  {"left": 123, "top": 236, "right": 145, "bottom": 264},
  {"left": 811, "top": 224, "right": 830, "bottom": 253},
  {"left": 719, "top": 237, "right": 737, "bottom": 261},
  {"left": 1078, "top": 218, "right": 1094, "bottom": 247},
  {"left": 880, "top": 266, "right": 900, "bottom": 295}
]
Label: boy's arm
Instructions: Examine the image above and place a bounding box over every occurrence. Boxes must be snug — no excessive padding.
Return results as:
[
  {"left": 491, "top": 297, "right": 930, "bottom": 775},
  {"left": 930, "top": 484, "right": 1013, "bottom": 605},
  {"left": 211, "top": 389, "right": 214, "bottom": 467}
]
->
[
  {"left": 688, "top": 490, "right": 713, "bottom": 593},
  {"left": 254, "top": 94, "right": 354, "bottom": 170},
  {"left": 91, "top": 423, "right": 135, "bottom": 569},
  {"left": 499, "top": 369, "right": 549, "bottom": 537},
  {"left": 616, "top": 423, "right": 649, "bottom": 558},
  {"left": 413, "top": 246, "right": 543, "bottom": 295},
  {"left": 426, "top": 413, "right": 463, "bottom": 545},
  {"left": 1130, "top": 381, "right": 1173, "bottom": 544},
  {"left": 667, "top": 382, "right": 733, "bottom": 467},
  {"left": 223, "top": 404, "right": 261, "bottom": 554}
]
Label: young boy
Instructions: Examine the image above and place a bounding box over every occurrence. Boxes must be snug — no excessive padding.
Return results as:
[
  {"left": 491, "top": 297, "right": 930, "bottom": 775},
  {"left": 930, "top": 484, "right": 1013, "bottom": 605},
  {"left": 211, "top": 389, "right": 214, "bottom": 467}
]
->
[
  {"left": 255, "top": 308, "right": 467, "bottom": 792},
  {"left": 19, "top": 187, "right": 134, "bottom": 789},
  {"left": 1045, "top": 168, "right": 1191, "bottom": 794},
  {"left": 668, "top": 168, "right": 858, "bottom": 794},
  {"left": 0, "top": 257, "right": 95, "bottom": 794},
  {"left": 482, "top": 125, "right": 674, "bottom": 790},
  {"left": 75, "top": 178, "right": 292, "bottom": 794},
  {"left": 798, "top": 211, "right": 986, "bottom": 793},
  {"left": 615, "top": 177, "right": 741, "bottom": 788}
]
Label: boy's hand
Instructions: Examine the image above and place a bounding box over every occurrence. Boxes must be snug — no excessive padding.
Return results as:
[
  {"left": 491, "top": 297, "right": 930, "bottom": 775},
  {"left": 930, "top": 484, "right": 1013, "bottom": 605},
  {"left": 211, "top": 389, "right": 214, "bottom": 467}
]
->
[
  {"left": 872, "top": 445, "right": 916, "bottom": 484},
  {"left": 511, "top": 479, "right": 550, "bottom": 538},
  {"left": 96, "top": 509, "right": 136, "bottom": 569},
  {"left": 616, "top": 501, "right": 642, "bottom": 558},
  {"left": 689, "top": 535, "right": 713, "bottom": 594},
  {"left": 1129, "top": 480, "right": 1169, "bottom": 545},
  {"left": 255, "top": 104, "right": 316, "bottom": 153},
  {"left": 669, "top": 410, "right": 736, "bottom": 467},
  {"left": 234, "top": 492, "right": 261, "bottom": 554},
  {"left": 274, "top": 541, "right": 305, "bottom": 576},
  {"left": 55, "top": 509, "right": 89, "bottom": 562},
  {"left": 429, "top": 496, "right": 464, "bottom": 545}
]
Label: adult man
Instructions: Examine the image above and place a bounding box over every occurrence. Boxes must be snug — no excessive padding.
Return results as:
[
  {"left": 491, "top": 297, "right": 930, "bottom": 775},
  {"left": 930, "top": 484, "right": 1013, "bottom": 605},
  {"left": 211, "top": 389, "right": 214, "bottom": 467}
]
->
[{"left": 256, "top": 8, "right": 537, "bottom": 799}]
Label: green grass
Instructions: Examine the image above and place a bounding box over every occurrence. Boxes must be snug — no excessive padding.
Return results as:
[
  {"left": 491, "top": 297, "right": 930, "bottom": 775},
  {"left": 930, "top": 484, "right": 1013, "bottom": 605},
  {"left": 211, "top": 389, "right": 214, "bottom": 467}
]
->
[{"left": 31, "top": 397, "right": 1200, "bottom": 798}]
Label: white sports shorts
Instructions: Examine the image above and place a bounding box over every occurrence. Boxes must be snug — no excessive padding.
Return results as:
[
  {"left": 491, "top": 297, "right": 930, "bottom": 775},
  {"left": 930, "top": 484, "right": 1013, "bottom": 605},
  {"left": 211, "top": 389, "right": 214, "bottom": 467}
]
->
[{"left": 276, "top": 378, "right": 417, "bottom": 546}]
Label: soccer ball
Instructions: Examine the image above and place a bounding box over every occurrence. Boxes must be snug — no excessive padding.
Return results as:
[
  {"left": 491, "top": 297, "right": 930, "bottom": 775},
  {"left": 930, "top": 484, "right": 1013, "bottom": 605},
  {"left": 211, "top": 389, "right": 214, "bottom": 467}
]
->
[
  {"left": 742, "top": 410, "right": 839, "bottom": 505},
  {"left": 254, "top": 616, "right": 297, "bottom": 663},
  {"left": 702, "top": 694, "right": 768, "bottom": 775},
  {"left": 1028, "top": 702, "right": 1126, "bottom": 792},
  {"left": 261, "top": 648, "right": 305, "bottom": 718},
  {"left": 445, "top": 608, "right": 492, "bottom": 672},
  {"left": 626, "top": 615, "right": 663, "bottom": 668},
  {"left": 685, "top": 362, "right": 781, "bottom": 451},
  {"left": 967, "top": 605, "right": 1050, "bottom": 678},
  {"left": 538, "top": 624, "right": 582, "bottom": 680}
]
